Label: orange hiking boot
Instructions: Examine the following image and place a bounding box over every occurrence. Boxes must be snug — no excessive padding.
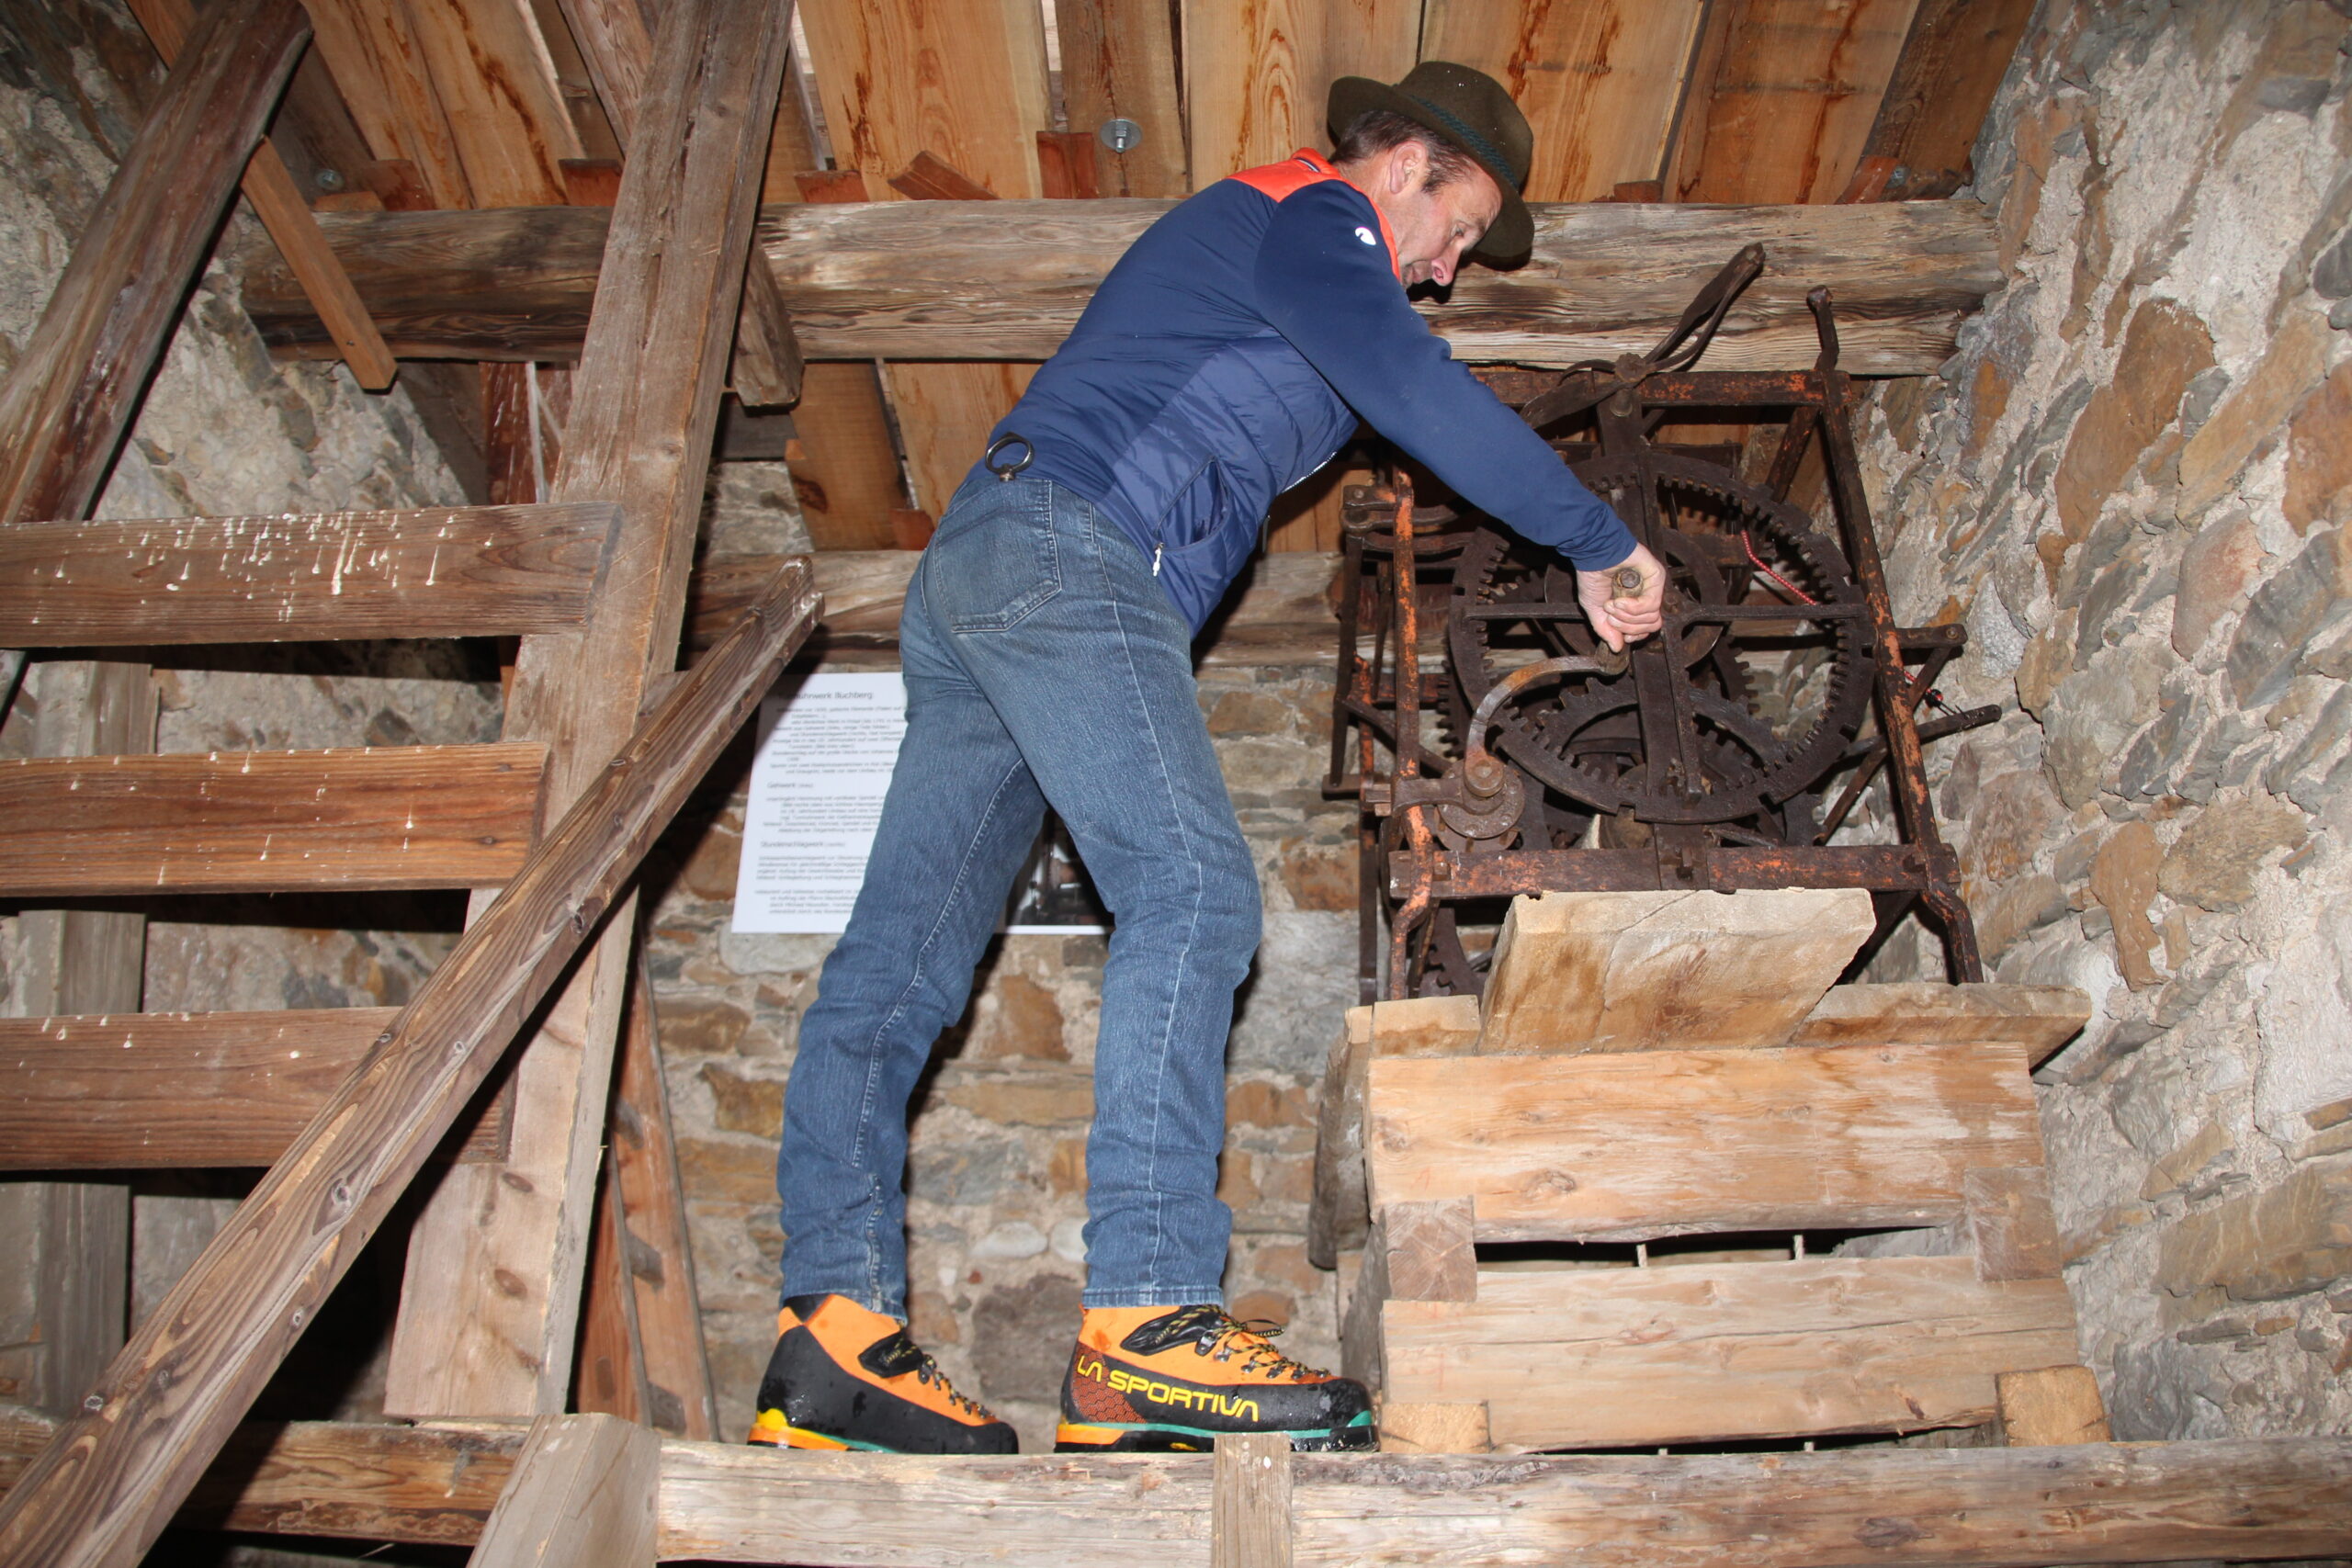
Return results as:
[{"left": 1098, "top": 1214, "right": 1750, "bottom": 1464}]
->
[
  {"left": 746, "top": 1294, "right": 1016, "bottom": 1454},
  {"left": 1056, "top": 1304, "right": 1374, "bottom": 1452}
]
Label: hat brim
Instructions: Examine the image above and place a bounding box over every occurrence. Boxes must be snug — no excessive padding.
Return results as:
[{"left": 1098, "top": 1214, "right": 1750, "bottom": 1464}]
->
[{"left": 1328, "top": 75, "right": 1532, "bottom": 264}]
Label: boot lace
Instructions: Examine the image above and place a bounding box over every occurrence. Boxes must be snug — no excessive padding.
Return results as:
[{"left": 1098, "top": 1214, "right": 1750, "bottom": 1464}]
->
[
  {"left": 1187, "top": 1309, "right": 1320, "bottom": 1382},
  {"left": 909, "top": 1349, "right": 993, "bottom": 1419}
]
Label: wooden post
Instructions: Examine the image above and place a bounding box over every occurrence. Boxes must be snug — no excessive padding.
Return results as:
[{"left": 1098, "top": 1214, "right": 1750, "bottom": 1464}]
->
[
  {"left": 1212, "top": 1433, "right": 1292, "bottom": 1568},
  {"left": 0, "top": 0, "right": 310, "bottom": 525},
  {"left": 383, "top": 0, "right": 794, "bottom": 1420},
  {"left": 0, "top": 563, "right": 819, "bottom": 1568},
  {"left": 122, "top": 0, "right": 395, "bottom": 389},
  {"left": 466, "top": 1414, "right": 658, "bottom": 1568},
  {"left": 1998, "top": 1366, "right": 2114, "bottom": 1447}
]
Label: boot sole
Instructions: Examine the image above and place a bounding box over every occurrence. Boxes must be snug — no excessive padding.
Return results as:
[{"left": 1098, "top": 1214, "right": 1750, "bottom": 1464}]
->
[{"left": 1054, "top": 1418, "right": 1375, "bottom": 1454}]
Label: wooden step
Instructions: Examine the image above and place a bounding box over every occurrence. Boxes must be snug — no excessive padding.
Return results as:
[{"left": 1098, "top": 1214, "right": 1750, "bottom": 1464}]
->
[
  {"left": 1792, "top": 981, "right": 2091, "bottom": 1064},
  {"left": 1477, "top": 888, "right": 1876, "bottom": 1054},
  {"left": 1379, "top": 1255, "right": 2081, "bottom": 1451},
  {"left": 0, "top": 743, "right": 547, "bottom": 895},
  {"left": 1363, "top": 1041, "right": 2045, "bottom": 1242},
  {"left": 1307, "top": 997, "right": 1481, "bottom": 1268},
  {"left": 0, "top": 1010, "right": 506, "bottom": 1168},
  {"left": 0, "top": 502, "right": 618, "bottom": 647}
]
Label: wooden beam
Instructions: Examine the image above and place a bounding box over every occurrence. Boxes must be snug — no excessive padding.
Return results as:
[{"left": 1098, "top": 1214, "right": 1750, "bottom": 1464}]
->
[
  {"left": 384, "top": 0, "right": 793, "bottom": 1423},
  {"left": 1212, "top": 1433, "right": 1291, "bottom": 1568},
  {"left": 0, "top": 560, "right": 819, "bottom": 1568},
  {"left": 405, "top": 0, "right": 582, "bottom": 207},
  {"left": 1790, "top": 980, "right": 2091, "bottom": 1063},
  {"left": 236, "top": 197, "right": 2007, "bottom": 374},
  {"left": 7, "top": 1405, "right": 2349, "bottom": 1568},
  {"left": 467, "top": 1413, "right": 658, "bottom": 1567},
  {"left": 121, "top": 0, "right": 395, "bottom": 390},
  {"left": 0, "top": 0, "right": 309, "bottom": 525},
  {"left": 300, "top": 0, "right": 475, "bottom": 207},
  {"left": 1382, "top": 1257, "right": 2079, "bottom": 1450},
  {"left": 0, "top": 502, "right": 620, "bottom": 647},
  {"left": 0, "top": 743, "right": 548, "bottom": 897},
  {"left": 1307, "top": 998, "right": 1482, "bottom": 1269},
  {"left": 797, "top": 0, "right": 1048, "bottom": 200},
  {"left": 1998, "top": 1365, "right": 2113, "bottom": 1447},
  {"left": 0, "top": 1010, "right": 521, "bottom": 1170},
  {"left": 1363, "top": 1042, "right": 2043, "bottom": 1242},
  {"left": 1477, "top": 888, "right": 1877, "bottom": 1054},
  {"left": 1861, "top": 0, "right": 2040, "bottom": 198}
]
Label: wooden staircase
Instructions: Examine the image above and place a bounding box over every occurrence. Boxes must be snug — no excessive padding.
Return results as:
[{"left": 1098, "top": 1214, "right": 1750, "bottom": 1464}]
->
[
  {"left": 0, "top": 0, "right": 811, "bottom": 1560},
  {"left": 1319, "top": 887, "right": 2109, "bottom": 1456}
]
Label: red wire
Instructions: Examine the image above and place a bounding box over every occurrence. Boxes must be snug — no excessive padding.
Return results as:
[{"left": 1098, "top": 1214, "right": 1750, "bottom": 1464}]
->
[{"left": 1742, "top": 530, "right": 1817, "bottom": 605}]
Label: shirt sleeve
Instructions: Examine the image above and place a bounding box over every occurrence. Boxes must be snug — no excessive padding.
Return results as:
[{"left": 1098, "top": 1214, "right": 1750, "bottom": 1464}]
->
[{"left": 1252, "top": 180, "right": 1635, "bottom": 570}]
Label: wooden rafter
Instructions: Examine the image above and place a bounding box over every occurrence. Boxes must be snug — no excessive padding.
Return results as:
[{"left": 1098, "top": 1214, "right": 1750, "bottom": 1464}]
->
[{"left": 381, "top": 0, "right": 795, "bottom": 1421}]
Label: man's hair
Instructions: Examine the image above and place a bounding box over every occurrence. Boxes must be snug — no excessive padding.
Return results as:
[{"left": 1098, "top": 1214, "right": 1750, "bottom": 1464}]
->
[{"left": 1330, "top": 107, "right": 1480, "bottom": 191}]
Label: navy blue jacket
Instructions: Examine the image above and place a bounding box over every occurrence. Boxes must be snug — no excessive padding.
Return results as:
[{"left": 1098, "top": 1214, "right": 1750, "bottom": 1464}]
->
[{"left": 975, "top": 152, "right": 1635, "bottom": 631}]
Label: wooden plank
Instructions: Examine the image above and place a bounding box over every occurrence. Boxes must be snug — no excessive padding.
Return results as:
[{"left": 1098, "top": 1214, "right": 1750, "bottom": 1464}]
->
[
  {"left": 1998, "top": 1365, "right": 2111, "bottom": 1447},
  {"left": 609, "top": 953, "right": 718, "bottom": 1438},
  {"left": 1476, "top": 888, "right": 1876, "bottom": 1054},
  {"left": 1380, "top": 1200, "right": 1477, "bottom": 1304},
  {"left": 1308, "top": 1017, "right": 1369, "bottom": 1271},
  {"left": 1792, "top": 980, "right": 2090, "bottom": 1063},
  {"left": 1667, "top": 0, "right": 1921, "bottom": 205},
  {"left": 0, "top": 502, "right": 619, "bottom": 647},
  {"left": 1212, "top": 1433, "right": 1292, "bottom": 1568},
  {"left": 1365, "top": 1042, "right": 2043, "bottom": 1243},
  {"left": 1374, "top": 1403, "right": 1488, "bottom": 1456},
  {"left": 1419, "top": 0, "right": 1709, "bottom": 202},
  {"left": 554, "top": 0, "right": 655, "bottom": 152},
  {"left": 1860, "top": 0, "right": 2040, "bottom": 198},
  {"left": 0, "top": 1406, "right": 523, "bottom": 1545},
  {"left": 1965, "top": 1166, "right": 2063, "bottom": 1282},
  {"left": 0, "top": 1010, "right": 517, "bottom": 1170},
  {"left": 467, "top": 1413, "right": 657, "bottom": 1567},
  {"left": 797, "top": 0, "right": 1048, "bottom": 201},
  {"left": 783, "top": 174, "right": 917, "bottom": 552},
  {"left": 122, "top": 0, "right": 394, "bottom": 390},
  {"left": 0, "top": 743, "right": 548, "bottom": 897},
  {"left": 300, "top": 0, "right": 475, "bottom": 208},
  {"left": 888, "top": 151, "right": 1003, "bottom": 201},
  {"left": 0, "top": 0, "right": 308, "bottom": 525},
  {"left": 1057, "top": 0, "right": 1187, "bottom": 197},
  {"left": 884, "top": 361, "right": 1035, "bottom": 514},
  {"left": 1, "top": 662, "right": 153, "bottom": 1421},
  {"left": 1182, "top": 0, "right": 1419, "bottom": 187},
  {"left": 0, "top": 561, "right": 819, "bottom": 1568},
  {"left": 384, "top": 0, "right": 793, "bottom": 1424},
  {"left": 405, "top": 0, "right": 583, "bottom": 207},
  {"left": 1037, "top": 130, "right": 1103, "bottom": 199},
  {"left": 238, "top": 197, "right": 2006, "bottom": 373},
  {"left": 9, "top": 1405, "right": 2349, "bottom": 1568},
  {"left": 1382, "top": 1256, "right": 2080, "bottom": 1450}
]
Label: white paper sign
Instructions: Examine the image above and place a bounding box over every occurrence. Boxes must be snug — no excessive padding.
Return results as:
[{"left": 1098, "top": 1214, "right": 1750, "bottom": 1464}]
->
[{"left": 730, "top": 671, "right": 909, "bottom": 933}]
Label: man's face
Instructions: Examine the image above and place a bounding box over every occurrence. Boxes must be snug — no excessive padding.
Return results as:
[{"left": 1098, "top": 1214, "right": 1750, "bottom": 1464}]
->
[{"left": 1380, "top": 158, "right": 1501, "bottom": 288}]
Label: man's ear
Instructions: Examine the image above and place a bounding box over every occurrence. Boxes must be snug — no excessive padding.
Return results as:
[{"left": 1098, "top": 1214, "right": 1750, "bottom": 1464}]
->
[{"left": 1388, "top": 141, "right": 1425, "bottom": 195}]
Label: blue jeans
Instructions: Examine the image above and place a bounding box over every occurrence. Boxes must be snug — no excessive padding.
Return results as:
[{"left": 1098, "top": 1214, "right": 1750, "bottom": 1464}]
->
[{"left": 775, "top": 474, "right": 1260, "bottom": 1314}]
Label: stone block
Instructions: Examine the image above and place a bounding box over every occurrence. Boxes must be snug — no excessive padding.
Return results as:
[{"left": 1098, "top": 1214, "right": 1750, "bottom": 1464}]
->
[
  {"left": 2286, "top": 360, "right": 2352, "bottom": 532},
  {"left": 2042, "top": 645, "right": 2166, "bottom": 807},
  {"left": 1973, "top": 872, "right": 2069, "bottom": 960},
  {"left": 2117, "top": 680, "right": 2206, "bottom": 799},
  {"left": 1275, "top": 837, "right": 1356, "bottom": 911},
  {"left": 941, "top": 1072, "right": 1095, "bottom": 1127},
  {"left": 2156, "top": 1158, "right": 2352, "bottom": 1303},
  {"left": 674, "top": 1136, "right": 783, "bottom": 1208},
  {"left": 698, "top": 1063, "right": 784, "bottom": 1137},
  {"left": 970, "top": 1273, "right": 1083, "bottom": 1405},
  {"left": 1964, "top": 769, "right": 2064, "bottom": 882},
  {"left": 2053, "top": 300, "right": 2214, "bottom": 541},
  {"left": 971, "top": 972, "right": 1069, "bottom": 1062},
  {"left": 1205, "top": 691, "right": 1296, "bottom": 737},
  {"left": 654, "top": 997, "right": 753, "bottom": 1057},
  {"left": 2225, "top": 527, "right": 2352, "bottom": 707},
  {"left": 2256, "top": 909, "right": 2352, "bottom": 1145},
  {"left": 2181, "top": 311, "right": 2333, "bottom": 515},
  {"left": 909, "top": 1137, "right": 1025, "bottom": 1207},
  {"left": 2172, "top": 511, "right": 2267, "bottom": 657},
  {"left": 2156, "top": 790, "right": 2310, "bottom": 910},
  {"left": 2266, "top": 684, "right": 2352, "bottom": 810},
  {"left": 2090, "top": 819, "right": 2165, "bottom": 988}
]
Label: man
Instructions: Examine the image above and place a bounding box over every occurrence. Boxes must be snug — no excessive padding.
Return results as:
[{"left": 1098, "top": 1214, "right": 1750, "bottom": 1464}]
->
[{"left": 750, "top": 61, "right": 1666, "bottom": 1457}]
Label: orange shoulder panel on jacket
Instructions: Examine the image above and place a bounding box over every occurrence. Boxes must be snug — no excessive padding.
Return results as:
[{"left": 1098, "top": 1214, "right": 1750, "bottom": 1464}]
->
[{"left": 1226, "top": 148, "right": 1399, "bottom": 279}]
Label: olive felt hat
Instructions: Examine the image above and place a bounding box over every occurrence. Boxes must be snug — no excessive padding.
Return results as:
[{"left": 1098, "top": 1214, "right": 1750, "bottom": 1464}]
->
[{"left": 1327, "top": 60, "right": 1534, "bottom": 262}]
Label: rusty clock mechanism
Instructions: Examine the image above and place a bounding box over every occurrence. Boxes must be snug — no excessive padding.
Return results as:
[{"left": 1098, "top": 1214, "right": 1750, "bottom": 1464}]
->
[{"left": 1328, "top": 247, "right": 2000, "bottom": 1001}]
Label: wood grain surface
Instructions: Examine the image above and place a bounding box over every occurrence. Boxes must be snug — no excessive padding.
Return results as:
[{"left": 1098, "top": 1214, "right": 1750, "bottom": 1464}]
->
[
  {"left": 0, "top": 744, "right": 548, "bottom": 896},
  {"left": 239, "top": 197, "right": 2005, "bottom": 373},
  {"left": 1382, "top": 1256, "right": 2080, "bottom": 1449},
  {"left": 0, "top": 502, "right": 618, "bottom": 646},
  {"left": 1790, "top": 980, "right": 2090, "bottom": 1063},
  {"left": 1364, "top": 1041, "right": 2043, "bottom": 1241},
  {"left": 0, "top": 560, "right": 817, "bottom": 1568},
  {"left": 467, "top": 1413, "right": 658, "bottom": 1567}
]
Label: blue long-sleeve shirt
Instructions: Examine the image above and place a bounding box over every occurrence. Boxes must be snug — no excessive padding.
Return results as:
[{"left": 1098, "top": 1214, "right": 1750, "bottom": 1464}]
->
[{"left": 978, "top": 152, "right": 1635, "bottom": 631}]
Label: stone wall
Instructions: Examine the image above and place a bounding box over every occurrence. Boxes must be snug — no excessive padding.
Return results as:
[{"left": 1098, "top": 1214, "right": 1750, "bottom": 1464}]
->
[
  {"left": 640, "top": 656, "right": 1361, "bottom": 1450},
  {"left": 1855, "top": 0, "right": 2352, "bottom": 1438}
]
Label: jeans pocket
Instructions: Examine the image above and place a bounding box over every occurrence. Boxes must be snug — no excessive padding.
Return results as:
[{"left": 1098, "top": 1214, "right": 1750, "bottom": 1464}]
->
[{"left": 938, "top": 485, "right": 1061, "bottom": 633}]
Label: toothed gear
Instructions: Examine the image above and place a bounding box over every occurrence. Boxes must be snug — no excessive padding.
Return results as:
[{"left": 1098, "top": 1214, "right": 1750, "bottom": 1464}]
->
[{"left": 1449, "top": 454, "right": 1874, "bottom": 827}]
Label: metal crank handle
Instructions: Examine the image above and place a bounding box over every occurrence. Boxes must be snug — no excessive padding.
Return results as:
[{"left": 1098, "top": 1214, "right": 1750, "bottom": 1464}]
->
[{"left": 1611, "top": 565, "right": 1645, "bottom": 598}]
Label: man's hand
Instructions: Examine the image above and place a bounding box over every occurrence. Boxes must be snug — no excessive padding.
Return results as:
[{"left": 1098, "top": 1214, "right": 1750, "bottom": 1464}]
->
[{"left": 1576, "top": 543, "right": 1667, "bottom": 652}]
